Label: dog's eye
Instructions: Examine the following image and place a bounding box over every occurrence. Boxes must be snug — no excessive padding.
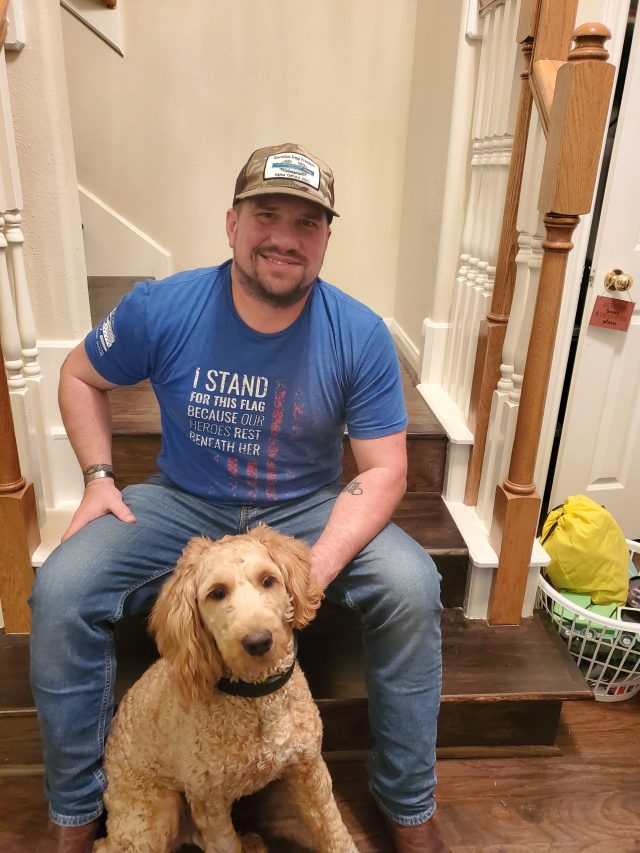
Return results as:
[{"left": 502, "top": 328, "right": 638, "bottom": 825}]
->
[
  {"left": 262, "top": 576, "right": 276, "bottom": 589},
  {"left": 209, "top": 586, "right": 227, "bottom": 600}
]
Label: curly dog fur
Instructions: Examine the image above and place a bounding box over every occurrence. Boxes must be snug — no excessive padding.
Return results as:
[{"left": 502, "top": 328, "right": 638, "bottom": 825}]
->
[{"left": 94, "top": 524, "right": 358, "bottom": 853}]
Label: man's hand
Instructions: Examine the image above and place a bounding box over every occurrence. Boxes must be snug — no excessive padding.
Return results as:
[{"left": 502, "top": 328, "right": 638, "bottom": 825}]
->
[{"left": 61, "top": 478, "right": 136, "bottom": 542}]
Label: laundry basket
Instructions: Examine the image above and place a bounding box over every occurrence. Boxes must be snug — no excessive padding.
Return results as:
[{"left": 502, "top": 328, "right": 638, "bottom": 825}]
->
[{"left": 537, "top": 539, "right": 640, "bottom": 702}]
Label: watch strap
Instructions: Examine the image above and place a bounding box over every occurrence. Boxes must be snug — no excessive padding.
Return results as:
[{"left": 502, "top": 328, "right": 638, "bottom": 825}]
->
[{"left": 83, "top": 464, "right": 115, "bottom": 486}]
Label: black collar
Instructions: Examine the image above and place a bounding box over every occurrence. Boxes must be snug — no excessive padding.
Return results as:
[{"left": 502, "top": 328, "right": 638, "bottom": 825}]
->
[{"left": 215, "top": 637, "right": 298, "bottom": 698}]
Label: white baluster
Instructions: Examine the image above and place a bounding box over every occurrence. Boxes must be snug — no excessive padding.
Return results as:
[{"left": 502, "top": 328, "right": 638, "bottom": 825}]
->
[
  {"left": 4, "top": 211, "right": 40, "bottom": 377},
  {"left": 499, "top": 232, "right": 532, "bottom": 394},
  {"left": 0, "top": 215, "right": 24, "bottom": 389},
  {"left": 2, "top": 210, "right": 50, "bottom": 517},
  {"left": 510, "top": 230, "right": 543, "bottom": 405},
  {"left": 477, "top": 383, "right": 510, "bottom": 524},
  {"left": 443, "top": 254, "right": 470, "bottom": 394}
]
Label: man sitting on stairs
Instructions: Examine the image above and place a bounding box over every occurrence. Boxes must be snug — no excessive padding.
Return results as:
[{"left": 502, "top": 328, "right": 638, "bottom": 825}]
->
[{"left": 30, "top": 143, "right": 448, "bottom": 853}]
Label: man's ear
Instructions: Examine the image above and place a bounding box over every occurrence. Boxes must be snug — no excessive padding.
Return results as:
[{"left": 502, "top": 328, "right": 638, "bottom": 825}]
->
[{"left": 226, "top": 207, "right": 238, "bottom": 249}]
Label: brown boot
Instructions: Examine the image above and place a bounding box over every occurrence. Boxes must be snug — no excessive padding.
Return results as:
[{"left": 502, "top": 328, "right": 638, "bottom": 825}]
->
[
  {"left": 383, "top": 813, "right": 450, "bottom": 853},
  {"left": 35, "top": 819, "right": 99, "bottom": 853}
]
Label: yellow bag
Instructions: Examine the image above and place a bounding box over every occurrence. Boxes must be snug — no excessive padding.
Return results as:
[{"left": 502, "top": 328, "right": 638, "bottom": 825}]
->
[{"left": 540, "top": 495, "right": 629, "bottom": 606}]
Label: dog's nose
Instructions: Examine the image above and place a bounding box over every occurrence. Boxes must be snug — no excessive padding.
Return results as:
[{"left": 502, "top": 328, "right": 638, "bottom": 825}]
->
[{"left": 242, "top": 630, "right": 273, "bottom": 657}]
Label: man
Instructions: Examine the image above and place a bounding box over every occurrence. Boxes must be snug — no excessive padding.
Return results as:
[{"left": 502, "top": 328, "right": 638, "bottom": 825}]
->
[{"left": 31, "top": 143, "right": 447, "bottom": 852}]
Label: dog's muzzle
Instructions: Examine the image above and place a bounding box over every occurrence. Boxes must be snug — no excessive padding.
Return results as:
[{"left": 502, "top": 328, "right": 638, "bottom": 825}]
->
[
  {"left": 242, "top": 630, "right": 273, "bottom": 657},
  {"left": 216, "top": 636, "right": 298, "bottom": 698}
]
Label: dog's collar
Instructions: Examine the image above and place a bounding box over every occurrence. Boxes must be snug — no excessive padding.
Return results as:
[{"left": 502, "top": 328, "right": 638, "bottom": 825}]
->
[{"left": 216, "top": 637, "right": 298, "bottom": 698}]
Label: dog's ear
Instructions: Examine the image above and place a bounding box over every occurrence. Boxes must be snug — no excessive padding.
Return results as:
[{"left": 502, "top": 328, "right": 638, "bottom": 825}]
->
[
  {"left": 149, "top": 537, "right": 223, "bottom": 702},
  {"left": 250, "top": 524, "right": 323, "bottom": 629}
]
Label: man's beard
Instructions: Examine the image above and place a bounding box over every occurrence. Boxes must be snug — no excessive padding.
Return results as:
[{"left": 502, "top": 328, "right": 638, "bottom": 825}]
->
[{"left": 234, "top": 254, "right": 316, "bottom": 309}]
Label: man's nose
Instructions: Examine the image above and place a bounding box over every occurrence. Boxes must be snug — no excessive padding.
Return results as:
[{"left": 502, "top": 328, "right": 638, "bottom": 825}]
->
[{"left": 267, "top": 219, "right": 300, "bottom": 251}]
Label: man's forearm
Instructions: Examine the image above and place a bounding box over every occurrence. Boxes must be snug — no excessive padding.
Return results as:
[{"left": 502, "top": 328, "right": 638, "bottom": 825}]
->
[
  {"left": 310, "top": 467, "right": 406, "bottom": 588},
  {"left": 59, "top": 369, "right": 114, "bottom": 471}
]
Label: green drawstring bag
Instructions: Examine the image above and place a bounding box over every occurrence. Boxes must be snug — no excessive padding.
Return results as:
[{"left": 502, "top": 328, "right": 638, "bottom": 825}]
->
[{"left": 540, "top": 495, "right": 629, "bottom": 606}]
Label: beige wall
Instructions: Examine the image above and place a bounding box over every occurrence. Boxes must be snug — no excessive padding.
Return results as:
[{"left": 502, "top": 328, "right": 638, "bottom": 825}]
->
[
  {"left": 394, "top": 0, "right": 466, "bottom": 347},
  {"left": 5, "top": 0, "right": 90, "bottom": 340},
  {"left": 60, "top": 0, "right": 428, "bottom": 318}
]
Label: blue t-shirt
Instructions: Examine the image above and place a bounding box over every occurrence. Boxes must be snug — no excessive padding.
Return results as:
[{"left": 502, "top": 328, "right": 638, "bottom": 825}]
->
[{"left": 85, "top": 261, "right": 408, "bottom": 504}]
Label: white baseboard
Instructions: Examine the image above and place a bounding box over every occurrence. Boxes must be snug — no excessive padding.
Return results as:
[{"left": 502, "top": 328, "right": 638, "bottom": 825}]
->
[
  {"left": 385, "top": 318, "right": 420, "bottom": 378},
  {"left": 79, "top": 186, "right": 172, "bottom": 279}
]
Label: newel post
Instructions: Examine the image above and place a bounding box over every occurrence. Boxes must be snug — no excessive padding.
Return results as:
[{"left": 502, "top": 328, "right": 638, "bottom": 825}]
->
[
  {"left": 0, "top": 340, "right": 38, "bottom": 633},
  {"left": 488, "top": 23, "right": 615, "bottom": 625}
]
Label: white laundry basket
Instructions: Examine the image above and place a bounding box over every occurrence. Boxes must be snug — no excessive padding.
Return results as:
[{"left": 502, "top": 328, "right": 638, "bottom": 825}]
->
[{"left": 537, "top": 539, "right": 640, "bottom": 702}]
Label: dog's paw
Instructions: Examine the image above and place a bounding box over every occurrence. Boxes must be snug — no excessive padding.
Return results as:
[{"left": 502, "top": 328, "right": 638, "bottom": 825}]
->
[{"left": 240, "top": 833, "right": 268, "bottom": 853}]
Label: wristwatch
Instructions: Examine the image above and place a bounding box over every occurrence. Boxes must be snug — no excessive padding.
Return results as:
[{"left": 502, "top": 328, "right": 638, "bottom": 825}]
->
[{"left": 83, "top": 464, "right": 115, "bottom": 486}]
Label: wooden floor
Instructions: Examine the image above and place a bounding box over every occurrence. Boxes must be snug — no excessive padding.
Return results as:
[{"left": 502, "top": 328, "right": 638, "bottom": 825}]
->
[{"left": 1, "top": 696, "right": 639, "bottom": 851}]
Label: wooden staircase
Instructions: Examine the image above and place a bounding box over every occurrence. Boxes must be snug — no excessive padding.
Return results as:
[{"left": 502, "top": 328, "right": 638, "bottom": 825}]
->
[{"left": 0, "top": 276, "right": 591, "bottom": 784}]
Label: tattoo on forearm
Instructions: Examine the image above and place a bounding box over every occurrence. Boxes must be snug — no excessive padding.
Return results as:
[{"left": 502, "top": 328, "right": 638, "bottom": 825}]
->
[{"left": 343, "top": 480, "right": 363, "bottom": 496}]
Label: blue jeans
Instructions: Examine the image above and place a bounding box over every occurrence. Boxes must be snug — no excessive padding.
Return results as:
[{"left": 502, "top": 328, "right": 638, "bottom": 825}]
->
[{"left": 29, "top": 475, "right": 442, "bottom": 827}]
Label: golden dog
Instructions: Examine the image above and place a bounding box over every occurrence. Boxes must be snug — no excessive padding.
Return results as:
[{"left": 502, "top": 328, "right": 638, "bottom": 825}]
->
[{"left": 95, "top": 524, "right": 358, "bottom": 852}]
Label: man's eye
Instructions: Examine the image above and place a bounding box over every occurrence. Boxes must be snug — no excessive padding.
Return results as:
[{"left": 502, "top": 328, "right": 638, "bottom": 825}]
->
[
  {"left": 210, "top": 587, "right": 226, "bottom": 600},
  {"left": 262, "top": 576, "right": 275, "bottom": 588}
]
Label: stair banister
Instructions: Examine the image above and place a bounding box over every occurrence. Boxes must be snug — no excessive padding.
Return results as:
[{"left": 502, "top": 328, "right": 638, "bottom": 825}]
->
[
  {"left": 464, "top": 5, "right": 535, "bottom": 505},
  {"left": 0, "top": 16, "right": 39, "bottom": 633},
  {"left": 487, "top": 23, "right": 615, "bottom": 625},
  {"left": 465, "top": 0, "right": 579, "bottom": 506}
]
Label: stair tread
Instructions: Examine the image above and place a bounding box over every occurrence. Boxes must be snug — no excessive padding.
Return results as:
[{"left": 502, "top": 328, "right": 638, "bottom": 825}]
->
[
  {"left": 297, "top": 605, "right": 591, "bottom": 703},
  {"left": 0, "top": 606, "right": 589, "bottom": 719},
  {"left": 392, "top": 493, "right": 466, "bottom": 555}
]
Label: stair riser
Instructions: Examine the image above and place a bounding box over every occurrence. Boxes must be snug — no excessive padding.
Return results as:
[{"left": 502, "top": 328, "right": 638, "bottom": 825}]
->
[
  {"left": 318, "top": 698, "right": 564, "bottom": 752},
  {"left": 0, "top": 699, "right": 563, "bottom": 772},
  {"left": 0, "top": 715, "right": 42, "bottom": 768},
  {"left": 318, "top": 698, "right": 563, "bottom": 751},
  {"left": 112, "top": 435, "right": 448, "bottom": 494},
  {"left": 343, "top": 439, "right": 447, "bottom": 493}
]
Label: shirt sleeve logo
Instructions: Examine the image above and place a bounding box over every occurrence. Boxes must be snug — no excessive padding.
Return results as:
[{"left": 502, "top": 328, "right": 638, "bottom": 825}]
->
[{"left": 98, "top": 308, "right": 117, "bottom": 354}]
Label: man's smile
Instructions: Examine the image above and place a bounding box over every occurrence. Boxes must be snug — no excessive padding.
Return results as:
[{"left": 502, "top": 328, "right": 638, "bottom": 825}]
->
[{"left": 259, "top": 251, "right": 305, "bottom": 268}]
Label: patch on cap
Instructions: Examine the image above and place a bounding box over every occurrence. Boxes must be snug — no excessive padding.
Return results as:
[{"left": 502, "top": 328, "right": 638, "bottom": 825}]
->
[
  {"left": 264, "top": 152, "right": 321, "bottom": 190},
  {"left": 233, "top": 143, "right": 339, "bottom": 216}
]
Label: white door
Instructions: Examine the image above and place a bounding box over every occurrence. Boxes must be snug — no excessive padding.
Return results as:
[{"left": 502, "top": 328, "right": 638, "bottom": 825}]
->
[{"left": 550, "top": 15, "right": 640, "bottom": 539}]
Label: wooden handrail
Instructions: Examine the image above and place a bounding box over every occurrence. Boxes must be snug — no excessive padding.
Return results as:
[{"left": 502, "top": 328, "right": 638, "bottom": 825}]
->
[
  {"left": 465, "top": 0, "right": 580, "bottom": 506},
  {"left": 464, "top": 21, "right": 534, "bottom": 504},
  {"left": 488, "top": 23, "right": 614, "bottom": 624},
  {"left": 0, "top": 0, "right": 8, "bottom": 47}
]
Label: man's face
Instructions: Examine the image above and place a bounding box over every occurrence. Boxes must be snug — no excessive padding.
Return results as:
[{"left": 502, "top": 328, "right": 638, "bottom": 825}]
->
[{"left": 226, "top": 194, "right": 331, "bottom": 309}]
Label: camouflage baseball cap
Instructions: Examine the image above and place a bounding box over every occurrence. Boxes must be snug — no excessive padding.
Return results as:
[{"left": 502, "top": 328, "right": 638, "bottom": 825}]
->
[{"left": 233, "top": 143, "right": 339, "bottom": 217}]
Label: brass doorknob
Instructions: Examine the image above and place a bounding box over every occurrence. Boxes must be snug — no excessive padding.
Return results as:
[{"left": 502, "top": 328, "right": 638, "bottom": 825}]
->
[{"left": 604, "top": 269, "right": 633, "bottom": 292}]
